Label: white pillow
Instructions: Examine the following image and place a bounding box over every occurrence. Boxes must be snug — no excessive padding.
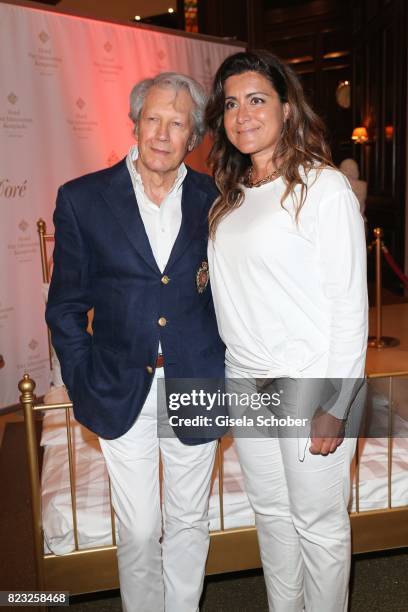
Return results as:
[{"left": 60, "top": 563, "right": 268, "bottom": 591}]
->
[{"left": 41, "top": 385, "right": 97, "bottom": 448}]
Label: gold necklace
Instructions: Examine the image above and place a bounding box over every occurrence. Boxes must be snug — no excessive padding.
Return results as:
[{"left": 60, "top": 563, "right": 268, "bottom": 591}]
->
[{"left": 246, "top": 166, "right": 281, "bottom": 188}]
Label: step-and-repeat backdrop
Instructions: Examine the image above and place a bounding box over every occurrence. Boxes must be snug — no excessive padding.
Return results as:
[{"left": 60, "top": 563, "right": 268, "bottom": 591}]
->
[{"left": 0, "top": 2, "right": 243, "bottom": 408}]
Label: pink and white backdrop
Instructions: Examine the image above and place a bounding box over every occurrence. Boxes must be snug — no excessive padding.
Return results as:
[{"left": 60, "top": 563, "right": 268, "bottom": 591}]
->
[{"left": 0, "top": 2, "right": 243, "bottom": 408}]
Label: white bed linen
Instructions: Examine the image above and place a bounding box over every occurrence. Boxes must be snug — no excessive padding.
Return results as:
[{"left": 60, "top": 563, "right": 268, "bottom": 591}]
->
[{"left": 41, "top": 392, "right": 408, "bottom": 555}]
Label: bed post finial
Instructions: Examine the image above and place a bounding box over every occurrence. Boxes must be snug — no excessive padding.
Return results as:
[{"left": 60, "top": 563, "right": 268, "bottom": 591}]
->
[
  {"left": 37, "top": 218, "right": 46, "bottom": 234},
  {"left": 19, "top": 373, "right": 36, "bottom": 404},
  {"left": 19, "top": 373, "right": 45, "bottom": 595}
]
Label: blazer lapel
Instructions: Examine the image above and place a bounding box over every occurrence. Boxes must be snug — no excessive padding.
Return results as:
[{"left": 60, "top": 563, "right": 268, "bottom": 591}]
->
[
  {"left": 100, "top": 159, "right": 160, "bottom": 274},
  {"left": 164, "top": 169, "right": 208, "bottom": 273}
]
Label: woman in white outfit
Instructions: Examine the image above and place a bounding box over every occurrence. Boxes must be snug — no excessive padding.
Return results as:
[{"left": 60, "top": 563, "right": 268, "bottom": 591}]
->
[{"left": 206, "top": 51, "right": 368, "bottom": 612}]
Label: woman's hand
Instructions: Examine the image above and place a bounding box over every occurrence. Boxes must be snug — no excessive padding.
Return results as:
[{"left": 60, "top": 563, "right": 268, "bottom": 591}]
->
[{"left": 309, "top": 409, "right": 345, "bottom": 455}]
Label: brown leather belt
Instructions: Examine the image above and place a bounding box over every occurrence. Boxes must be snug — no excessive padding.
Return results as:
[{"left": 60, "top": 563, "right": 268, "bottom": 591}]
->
[{"left": 156, "top": 354, "right": 164, "bottom": 368}]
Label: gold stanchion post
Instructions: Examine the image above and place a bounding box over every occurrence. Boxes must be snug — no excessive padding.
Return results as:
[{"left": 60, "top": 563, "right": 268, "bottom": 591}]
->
[
  {"left": 19, "top": 374, "right": 47, "bottom": 606},
  {"left": 37, "top": 219, "right": 49, "bottom": 284},
  {"left": 368, "top": 227, "right": 399, "bottom": 349},
  {"left": 37, "top": 219, "right": 53, "bottom": 370}
]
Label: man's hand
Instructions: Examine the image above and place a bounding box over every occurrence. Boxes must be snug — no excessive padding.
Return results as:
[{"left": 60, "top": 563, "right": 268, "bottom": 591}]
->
[{"left": 309, "top": 409, "right": 345, "bottom": 456}]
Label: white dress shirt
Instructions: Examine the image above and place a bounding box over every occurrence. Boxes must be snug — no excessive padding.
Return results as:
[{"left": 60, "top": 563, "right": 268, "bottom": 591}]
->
[
  {"left": 126, "top": 145, "right": 186, "bottom": 355},
  {"left": 208, "top": 166, "right": 368, "bottom": 382},
  {"left": 126, "top": 144, "right": 186, "bottom": 272}
]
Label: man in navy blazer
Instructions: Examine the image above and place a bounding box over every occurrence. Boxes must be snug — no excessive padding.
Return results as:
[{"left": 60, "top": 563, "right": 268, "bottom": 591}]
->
[{"left": 46, "top": 72, "right": 225, "bottom": 612}]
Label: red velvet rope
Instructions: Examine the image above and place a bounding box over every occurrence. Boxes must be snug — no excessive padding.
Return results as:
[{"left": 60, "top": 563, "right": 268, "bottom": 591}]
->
[{"left": 381, "top": 245, "right": 408, "bottom": 288}]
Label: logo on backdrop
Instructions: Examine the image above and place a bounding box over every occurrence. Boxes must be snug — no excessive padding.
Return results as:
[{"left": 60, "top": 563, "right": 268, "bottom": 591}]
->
[
  {"left": 155, "top": 49, "right": 168, "bottom": 74},
  {"left": 93, "top": 41, "right": 123, "bottom": 83},
  {"left": 29, "top": 339, "right": 39, "bottom": 351},
  {"left": 28, "top": 31, "right": 62, "bottom": 76},
  {"left": 16, "top": 337, "right": 48, "bottom": 381},
  {"left": 0, "top": 94, "right": 33, "bottom": 139},
  {"left": 18, "top": 219, "right": 29, "bottom": 232},
  {"left": 7, "top": 92, "right": 17, "bottom": 105},
  {"left": 198, "top": 56, "right": 214, "bottom": 93},
  {"left": 38, "top": 31, "right": 50, "bottom": 44},
  {"left": 0, "top": 300, "right": 14, "bottom": 332},
  {"left": 0, "top": 179, "right": 27, "bottom": 199},
  {"left": 6, "top": 219, "right": 38, "bottom": 265},
  {"left": 67, "top": 97, "right": 98, "bottom": 140}
]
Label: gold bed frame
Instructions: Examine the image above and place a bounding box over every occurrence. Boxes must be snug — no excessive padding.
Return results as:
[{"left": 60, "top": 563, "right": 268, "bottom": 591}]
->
[
  {"left": 19, "top": 220, "right": 408, "bottom": 602},
  {"left": 19, "top": 371, "right": 408, "bottom": 599}
]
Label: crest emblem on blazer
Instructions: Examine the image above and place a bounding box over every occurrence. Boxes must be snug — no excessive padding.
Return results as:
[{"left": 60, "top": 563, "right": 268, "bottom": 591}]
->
[{"left": 196, "top": 261, "right": 209, "bottom": 294}]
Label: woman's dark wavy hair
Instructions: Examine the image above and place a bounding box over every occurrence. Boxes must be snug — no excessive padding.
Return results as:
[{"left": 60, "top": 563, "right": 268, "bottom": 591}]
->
[{"left": 205, "top": 50, "right": 333, "bottom": 237}]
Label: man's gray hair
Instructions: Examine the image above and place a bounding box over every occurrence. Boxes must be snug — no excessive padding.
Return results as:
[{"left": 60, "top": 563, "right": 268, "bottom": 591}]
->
[{"left": 129, "top": 72, "right": 207, "bottom": 146}]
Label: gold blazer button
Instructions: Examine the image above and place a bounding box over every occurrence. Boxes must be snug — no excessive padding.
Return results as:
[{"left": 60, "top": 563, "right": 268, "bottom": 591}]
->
[
  {"left": 161, "top": 275, "right": 170, "bottom": 284},
  {"left": 158, "top": 317, "right": 167, "bottom": 327},
  {"left": 146, "top": 365, "right": 153, "bottom": 374}
]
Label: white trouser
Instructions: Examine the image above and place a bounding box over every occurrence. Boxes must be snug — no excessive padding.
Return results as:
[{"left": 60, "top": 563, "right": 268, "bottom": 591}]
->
[
  {"left": 234, "top": 434, "right": 356, "bottom": 612},
  {"left": 227, "top": 370, "right": 357, "bottom": 612},
  {"left": 99, "top": 371, "right": 217, "bottom": 612}
]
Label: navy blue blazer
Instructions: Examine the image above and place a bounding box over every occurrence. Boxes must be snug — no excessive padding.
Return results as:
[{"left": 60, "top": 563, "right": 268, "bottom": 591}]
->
[{"left": 46, "top": 159, "right": 226, "bottom": 441}]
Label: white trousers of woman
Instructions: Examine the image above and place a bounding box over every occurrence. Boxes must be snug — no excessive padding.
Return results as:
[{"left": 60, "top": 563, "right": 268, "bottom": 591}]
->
[
  {"left": 228, "top": 371, "right": 358, "bottom": 612},
  {"left": 234, "top": 434, "right": 356, "bottom": 612},
  {"left": 99, "top": 370, "right": 217, "bottom": 612}
]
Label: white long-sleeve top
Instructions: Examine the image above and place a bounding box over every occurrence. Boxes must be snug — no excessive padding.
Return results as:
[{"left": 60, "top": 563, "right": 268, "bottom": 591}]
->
[{"left": 208, "top": 167, "right": 368, "bottom": 386}]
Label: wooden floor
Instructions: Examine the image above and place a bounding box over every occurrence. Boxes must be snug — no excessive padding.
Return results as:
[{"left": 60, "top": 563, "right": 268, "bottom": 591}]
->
[
  {"left": 0, "top": 411, "right": 22, "bottom": 449},
  {"left": 0, "top": 421, "right": 42, "bottom": 592},
  {"left": 366, "top": 303, "right": 408, "bottom": 375}
]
